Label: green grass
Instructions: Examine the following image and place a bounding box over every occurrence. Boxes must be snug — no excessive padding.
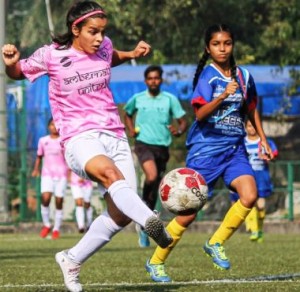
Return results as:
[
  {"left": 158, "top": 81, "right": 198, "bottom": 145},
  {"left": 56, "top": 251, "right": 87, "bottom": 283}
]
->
[{"left": 0, "top": 230, "right": 300, "bottom": 291}]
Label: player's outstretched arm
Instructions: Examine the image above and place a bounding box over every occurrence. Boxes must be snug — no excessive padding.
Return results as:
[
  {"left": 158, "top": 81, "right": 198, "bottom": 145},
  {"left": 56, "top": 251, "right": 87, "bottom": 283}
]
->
[
  {"left": 112, "top": 40, "right": 151, "bottom": 67},
  {"left": 2, "top": 44, "right": 24, "bottom": 80}
]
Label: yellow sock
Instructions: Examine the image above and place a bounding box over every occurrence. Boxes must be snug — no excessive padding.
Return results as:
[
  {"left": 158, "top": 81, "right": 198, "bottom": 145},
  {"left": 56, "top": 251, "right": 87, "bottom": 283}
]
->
[
  {"left": 210, "top": 200, "right": 251, "bottom": 245},
  {"left": 150, "top": 218, "right": 187, "bottom": 264},
  {"left": 248, "top": 207, "right": 259, "bottom": 233},
  {"left": 257, "top": 209, "right": 265, "bottom": 232},
  {"left": 244, "top": 209, "right": 252, "bottom": 232}
]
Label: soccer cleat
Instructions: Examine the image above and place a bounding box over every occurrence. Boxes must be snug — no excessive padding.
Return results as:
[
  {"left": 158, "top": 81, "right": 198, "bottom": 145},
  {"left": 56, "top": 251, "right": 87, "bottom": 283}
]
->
[
  {"left": 144, "top": 215, "right": 173, "bottom": 249},
  {"left": 249, "top": 231, "right": 259, "bottom": 241},
  {"left": 139, "top": 229, "right": 150, "bottom": 248},
  {"left": 52, "top": 230, "right": 60, "bottom": 240},
  {"left": 40, "top": 226, "right": 51, "bottom": 238},
  {"left": 55, "top": 250, "right": 82, "bottom": 292},
  {"left": 145, "top": 259, "right": 171, "bottom": 282},
  {"left": 135, "top": 224, "right": 150, "bottom": 248},
  {"left": 257, "top": 231, "right": 264, "bottom": 243},
  {"left": 203, "top": 240, "right": 230, "bottom": 270}
]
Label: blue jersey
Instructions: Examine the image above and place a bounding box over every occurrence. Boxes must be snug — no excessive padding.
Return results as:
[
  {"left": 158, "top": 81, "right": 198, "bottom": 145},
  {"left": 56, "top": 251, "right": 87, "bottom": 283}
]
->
[
  {"left": 186, "top": 64, "right": 258, "bottom": 158},
  {"left": 245, "top": 137, "right": 278, "bottom": 171},
  {"left": 230, "top": 137, "right": 278, "bottom": 200}
]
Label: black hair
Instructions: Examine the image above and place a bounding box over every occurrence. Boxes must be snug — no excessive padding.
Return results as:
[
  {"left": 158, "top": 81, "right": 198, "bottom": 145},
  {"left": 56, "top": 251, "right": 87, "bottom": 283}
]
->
[
  {"left": 52, "top": 1, "right": 106, "bottom": 49},
  {"left": 192, "top": 24, "right": 236, "bottom": 90},
  {"left": 47, "top": 117, "right": 53, "bottom": 126},
  {"left": 144, "top": 65, "right": 163, "bottom": 79}
]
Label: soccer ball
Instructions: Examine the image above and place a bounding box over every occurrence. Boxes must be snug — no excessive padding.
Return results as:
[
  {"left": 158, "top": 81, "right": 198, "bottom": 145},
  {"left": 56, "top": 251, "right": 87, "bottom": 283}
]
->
[{"left": 159, "top": 167, "right": 208, "bottom": 215}]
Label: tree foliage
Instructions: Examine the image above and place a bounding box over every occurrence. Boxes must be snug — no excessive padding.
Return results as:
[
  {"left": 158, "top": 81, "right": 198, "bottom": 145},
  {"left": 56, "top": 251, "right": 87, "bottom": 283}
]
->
[{"left": 5, "top": 0, "right": 300, "bottom": 66}]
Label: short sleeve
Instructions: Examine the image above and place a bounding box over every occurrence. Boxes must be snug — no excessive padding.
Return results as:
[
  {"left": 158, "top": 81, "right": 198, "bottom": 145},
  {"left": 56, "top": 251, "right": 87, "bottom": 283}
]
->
[
  {"left": 169, "top": 94, "right": 186, "bottom": 119},
  {"left": 20, "top": 45, "right": 51, "bottom": 82},
  {"left": 124, "top": 95, "right": 137, "bottom": 116},
  {"left": 246, "top": 74, "right": 258, "bottom": 112},
  {"left": 36, "top": 138, "right": 44, "bottom": 157}
]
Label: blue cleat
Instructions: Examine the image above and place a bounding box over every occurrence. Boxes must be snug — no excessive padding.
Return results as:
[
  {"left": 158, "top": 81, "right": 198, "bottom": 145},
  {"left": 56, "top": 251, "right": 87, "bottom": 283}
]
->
[
  {"left": 203, "top": 240, "right": 230, "bottom": 270},
  {"left": 138, "top": 229, "right": 150, "bottom": 248},
  {"left": 145, "top": 259, "right": 171, "bottom": 282}
]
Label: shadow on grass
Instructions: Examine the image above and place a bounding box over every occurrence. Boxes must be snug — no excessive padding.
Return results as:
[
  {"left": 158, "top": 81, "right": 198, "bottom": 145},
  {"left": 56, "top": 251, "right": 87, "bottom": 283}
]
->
[{"left": 84, "top": 283, "right": 189, "bottom": 291}]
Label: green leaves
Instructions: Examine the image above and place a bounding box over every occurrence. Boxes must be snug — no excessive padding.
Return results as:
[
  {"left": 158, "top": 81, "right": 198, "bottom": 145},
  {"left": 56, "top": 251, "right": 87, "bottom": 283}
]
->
[{"left": 5, "top": 0, "right": 300, "bottom": 65}]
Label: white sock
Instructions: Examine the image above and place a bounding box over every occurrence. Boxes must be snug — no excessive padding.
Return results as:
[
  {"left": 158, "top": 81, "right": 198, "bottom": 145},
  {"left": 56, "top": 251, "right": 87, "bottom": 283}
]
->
[
  {"left": 41, "top": 205, "right": 51, "bottom": 227},
  {"left": 86, "top": 206, "right": 93, "bottom": 228},
  {"left": 108, "top": 180, "right": 153, "bottom": 227},
  {"left": 75, "top": 206, "right": 85, "bottom": 230},
  {"left": 53, "top": 209, "right": 63, "bottom": 231},
  {"left": 68, "top": 211, "right": 122, "bottom": 263}
]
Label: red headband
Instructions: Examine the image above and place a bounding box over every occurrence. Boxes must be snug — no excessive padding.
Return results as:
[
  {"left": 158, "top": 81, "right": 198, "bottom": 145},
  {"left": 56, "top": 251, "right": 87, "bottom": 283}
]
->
[{"left": 72, "top": 10, "right": 106, "bottom": 26}]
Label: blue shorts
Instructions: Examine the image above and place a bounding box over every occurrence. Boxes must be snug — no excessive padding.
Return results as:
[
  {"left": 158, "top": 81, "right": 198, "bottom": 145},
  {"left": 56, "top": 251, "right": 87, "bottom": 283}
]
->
[
  {"left": 230, "top": 170, "right": 273, "bottom": 202},
  {"left": 254, "top": 170, "right": 273, "bottom": 198},
  {"left": 230, "top": 192, "right": 240, "bottom": 202},
  {"left": 186, "top": 144, "right": 254, "bottom": 199}
]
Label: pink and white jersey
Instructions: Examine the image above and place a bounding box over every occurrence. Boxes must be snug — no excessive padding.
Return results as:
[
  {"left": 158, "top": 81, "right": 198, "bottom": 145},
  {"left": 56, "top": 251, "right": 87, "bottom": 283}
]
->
[
  {"left": 20, "top": 37, "right": 126, "bottom": 145},
  {"left": 70, "top": 171, "right": 93, "bottom": 188},
  {"left": 37, "top": 135, "right": 68, "bottom": 178}
]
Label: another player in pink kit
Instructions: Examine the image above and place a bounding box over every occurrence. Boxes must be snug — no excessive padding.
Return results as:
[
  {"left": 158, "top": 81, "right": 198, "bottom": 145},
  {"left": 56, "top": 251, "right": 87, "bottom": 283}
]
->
[
  {"left": 2, "top": 1, "right": 172, "bottom": 291},
  {"left": 69, "top": 171, "right": 94, "bottom": 233},
  {"left": 32, "top": 118, "right": 68, "bottom": 240}
]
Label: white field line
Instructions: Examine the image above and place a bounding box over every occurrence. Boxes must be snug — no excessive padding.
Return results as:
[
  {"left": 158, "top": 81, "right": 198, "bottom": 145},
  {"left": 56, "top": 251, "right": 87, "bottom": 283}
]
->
[{"left": 1, "top": 273, "right": 300, "bottom": 289}]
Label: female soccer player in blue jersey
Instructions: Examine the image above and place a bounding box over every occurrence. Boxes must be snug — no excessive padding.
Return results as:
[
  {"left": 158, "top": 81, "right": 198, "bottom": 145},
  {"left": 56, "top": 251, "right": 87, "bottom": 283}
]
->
[{"left": 145, "top": 23, "right": 274, "bottom": 282}]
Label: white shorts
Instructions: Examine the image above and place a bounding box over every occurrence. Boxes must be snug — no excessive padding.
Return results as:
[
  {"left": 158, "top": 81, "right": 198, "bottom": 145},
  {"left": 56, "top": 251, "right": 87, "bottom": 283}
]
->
[
  {"left": 41, "top": 176, "right": 67, "bottom": 198},
  {"left": 64, "top": 130, "right": 137, "bottom": 193},
  {"left": 71, "top": 185, "right": 93, "bottom": 202}
]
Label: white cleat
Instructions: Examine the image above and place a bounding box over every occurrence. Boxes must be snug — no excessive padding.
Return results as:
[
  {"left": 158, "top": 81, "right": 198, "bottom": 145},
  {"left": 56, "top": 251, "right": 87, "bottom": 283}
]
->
[{"left": 55, "top": 250, "right": 82, "bottom": 292}]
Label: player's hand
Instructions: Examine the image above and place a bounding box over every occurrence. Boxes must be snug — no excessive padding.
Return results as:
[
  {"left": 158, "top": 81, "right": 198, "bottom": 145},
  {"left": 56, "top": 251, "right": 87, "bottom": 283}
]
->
[
  {"left": 259, "top": 140, "right": 274, "bottom": 161},
  {"left": 223, "top": 81, "right": 239, "bottom": 97},
  {"left": 128, "top": 128, "right": 138, "bottom": 138},
  {"left": 31, "top": 169, "right": 40, "bottom": 177},
  {"left": 2, "top": 44, "right": 20, "bottom": 66},
  {"left": 167, "top": 125, "right": 181, "bottom": 137},
  {"left": 132, "top": 41, "right": 151, "bottom": 58}
]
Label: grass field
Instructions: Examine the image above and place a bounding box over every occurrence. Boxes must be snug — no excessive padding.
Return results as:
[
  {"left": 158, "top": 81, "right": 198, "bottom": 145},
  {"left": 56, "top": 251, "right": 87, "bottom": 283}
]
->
[{"left": 1, "top": 230, "right": 300, "bottom": 291}]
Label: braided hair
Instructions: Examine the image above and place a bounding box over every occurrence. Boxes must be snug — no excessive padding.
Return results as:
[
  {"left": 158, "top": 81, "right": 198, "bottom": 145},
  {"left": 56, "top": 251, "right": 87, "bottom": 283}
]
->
[{"left": 192, "top": 24, "right": 236, "bottom": 91}]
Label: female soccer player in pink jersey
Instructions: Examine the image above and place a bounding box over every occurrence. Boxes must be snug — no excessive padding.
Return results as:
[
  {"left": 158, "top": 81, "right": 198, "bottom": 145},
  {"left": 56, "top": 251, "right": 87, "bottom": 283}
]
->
[
  {"left": 32, "top": 118, "right": 68, "bottom": 239},
  {"left": 69, "top": 171, "right": 94, "bottom": 233},
  {"left": 2, "top": 1, "right": 172, "bottom": 291}
]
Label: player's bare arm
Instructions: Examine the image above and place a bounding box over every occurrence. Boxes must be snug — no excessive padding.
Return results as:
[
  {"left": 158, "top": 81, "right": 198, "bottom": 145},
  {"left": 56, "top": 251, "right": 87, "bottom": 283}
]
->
[
  {"left": 112, "top": 41, "right": 151, "bottom": 67},
  {"left": 195, "top": 81, "right": 238, "bottom": 121},
  {"left": 2, "top": 44, "right": 24, "bottom": 80}
]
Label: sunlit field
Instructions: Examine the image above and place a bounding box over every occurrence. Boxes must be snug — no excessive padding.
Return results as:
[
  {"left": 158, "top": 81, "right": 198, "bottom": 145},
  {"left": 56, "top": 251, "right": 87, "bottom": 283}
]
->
[{"left": 1, "top": 230, "right": 300, "bottom": 291}]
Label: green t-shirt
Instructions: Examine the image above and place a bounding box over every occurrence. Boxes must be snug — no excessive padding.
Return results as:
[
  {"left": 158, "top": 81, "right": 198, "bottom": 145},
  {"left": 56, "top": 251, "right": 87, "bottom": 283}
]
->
[{"left": 124, "top": 90, "right": 185, "bottom": 146}]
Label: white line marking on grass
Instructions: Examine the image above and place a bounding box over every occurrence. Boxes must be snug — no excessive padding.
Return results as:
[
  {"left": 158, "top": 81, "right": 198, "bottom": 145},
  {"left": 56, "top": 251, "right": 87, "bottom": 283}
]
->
[{"left": 1, "top": 273, "right": 300, "bottom": 289}]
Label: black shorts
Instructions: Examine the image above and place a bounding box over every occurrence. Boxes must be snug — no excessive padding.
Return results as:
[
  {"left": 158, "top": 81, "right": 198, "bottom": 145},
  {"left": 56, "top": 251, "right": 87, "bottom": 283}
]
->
[{"left": 134, "top": 141, "right": 169, "bottom": 173}]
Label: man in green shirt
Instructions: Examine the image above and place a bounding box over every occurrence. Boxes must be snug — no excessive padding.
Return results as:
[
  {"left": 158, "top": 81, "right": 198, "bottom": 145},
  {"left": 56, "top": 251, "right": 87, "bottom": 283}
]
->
[{"left": 124, "top": 65, "right": 187, "bottom": 247}]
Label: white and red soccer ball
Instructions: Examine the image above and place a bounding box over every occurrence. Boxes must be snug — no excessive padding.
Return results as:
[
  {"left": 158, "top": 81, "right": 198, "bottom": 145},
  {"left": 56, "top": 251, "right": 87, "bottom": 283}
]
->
[{"left": 159, "top": 167, "right": 208, "bottom": 215}]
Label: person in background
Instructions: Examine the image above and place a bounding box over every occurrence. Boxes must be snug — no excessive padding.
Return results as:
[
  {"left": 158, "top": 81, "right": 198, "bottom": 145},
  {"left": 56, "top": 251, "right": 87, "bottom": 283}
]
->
[
  {"left": 69, "top": 171, "right": 94, "bottom": 233},
  {"left": 230, "top": 119, "right": 278, "bottom": 242},
  {"left": 124, "top": 65, "right": 187, "bottom": 248},
  {"left": 2, "top": 2, "right": 172, "bottom": 291},
  {"left": 145, "top": 23, "right": 274, "bottom": 283},
  {"left": 32, "top": 118, "right": 68, "bottom": 240}
]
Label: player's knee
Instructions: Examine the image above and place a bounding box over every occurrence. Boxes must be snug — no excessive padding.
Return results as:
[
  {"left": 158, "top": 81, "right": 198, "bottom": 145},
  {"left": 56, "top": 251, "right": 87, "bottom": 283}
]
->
[{"left": 240, "top": 193, "right": 257, "bottom": 208}]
